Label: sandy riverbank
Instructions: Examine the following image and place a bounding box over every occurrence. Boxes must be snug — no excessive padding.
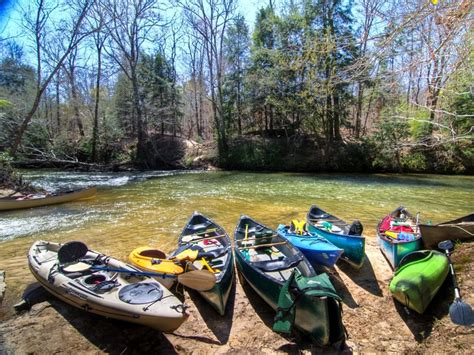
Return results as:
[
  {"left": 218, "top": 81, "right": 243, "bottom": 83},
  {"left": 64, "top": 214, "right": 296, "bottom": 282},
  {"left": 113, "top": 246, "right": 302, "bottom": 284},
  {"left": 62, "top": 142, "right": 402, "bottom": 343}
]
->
[{"left": 0, "top": 238, "right": 472, "bottom": 354}]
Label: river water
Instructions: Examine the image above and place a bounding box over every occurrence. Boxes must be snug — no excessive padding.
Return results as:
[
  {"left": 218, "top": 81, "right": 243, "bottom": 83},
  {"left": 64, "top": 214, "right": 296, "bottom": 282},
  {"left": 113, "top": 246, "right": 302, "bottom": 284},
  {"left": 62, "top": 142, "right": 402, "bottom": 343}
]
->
[{"left": 0, "top": 170, "right": 472, "bottom": 312}]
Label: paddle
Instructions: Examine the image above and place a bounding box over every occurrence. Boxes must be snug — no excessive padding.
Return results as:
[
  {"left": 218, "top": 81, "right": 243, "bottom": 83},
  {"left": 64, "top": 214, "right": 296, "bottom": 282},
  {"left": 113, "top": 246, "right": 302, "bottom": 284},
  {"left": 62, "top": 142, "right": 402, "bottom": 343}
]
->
[
  {"left": 438, "top": 240, "right": 474, "bottom": 326},
  {"left": 237, "top": 241, "right": 287, "bottom": 250},
  {"left": 236, "top": 235, "right": 278, "bottom": 243},
  {"left": 91, "top": 266, "right": 216, "bottom": 292},
  {"left": 181, "top": 234, "right": 226, "bottom": 243}
]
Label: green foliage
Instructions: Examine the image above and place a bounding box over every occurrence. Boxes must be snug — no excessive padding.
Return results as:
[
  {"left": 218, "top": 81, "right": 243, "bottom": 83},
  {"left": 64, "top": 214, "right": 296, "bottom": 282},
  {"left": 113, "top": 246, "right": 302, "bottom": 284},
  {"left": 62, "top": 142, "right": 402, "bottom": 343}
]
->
[
  {"left": 0, "top": 99, "right": 12, "bottom": 108},
  {"left": 0, "top": 46, "right": 36, "bottom": 152},
  {"left": 0, "top": 151, "right": 35, "bottom": 192},
  {"left": 113, "top": 73, "right": 134, "bottom": 137},
  {"left": 327, "top": 141, "right": 376, "bottom": 172},
  {"left": 223, "top": 138, "right": 286, "bottom": 170},
  {"left": 0, "top": 151, "right": 16, "bottom": 186},
  {"left": 223, "top": 14, "right": 250, "bottom": 135},
  {"left": 138, "top": 51, "right": 181, "bottom": 135},
  {"left": 409, "top": 109, "right": 432, "bottom": 140},
  {"left": 401, "top": 151, "right": 427, "bottom": 171},
  {"left": 370, "top": 116, "right": 410, "bottom": 171}
]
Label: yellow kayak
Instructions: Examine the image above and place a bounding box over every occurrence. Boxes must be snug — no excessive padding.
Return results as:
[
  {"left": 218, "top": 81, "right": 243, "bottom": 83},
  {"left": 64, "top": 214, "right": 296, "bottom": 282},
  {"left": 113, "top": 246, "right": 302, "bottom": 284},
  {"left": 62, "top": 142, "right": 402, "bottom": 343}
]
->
[{"left": 129, "top": 247, "right": 184, "bottom": 288}]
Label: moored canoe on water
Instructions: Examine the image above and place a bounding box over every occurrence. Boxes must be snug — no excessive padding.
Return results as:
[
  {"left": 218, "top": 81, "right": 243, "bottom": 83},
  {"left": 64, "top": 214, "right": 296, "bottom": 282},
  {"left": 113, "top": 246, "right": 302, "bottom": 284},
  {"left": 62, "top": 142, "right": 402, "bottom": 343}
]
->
[
  {"left": 419, "top": 213, "right": 474, "bottom": 249},
  {"left": 389, "top": 250, "right": 449, "bottom": 314},
  {"left": 234, "top": 215, "right": 345, "bottom": 346},
  {"left": 276, "top": 223, "right": 343, "bottom": 267},
  {"left": 0, "top": 187, "right": 96, "bottom": 211},
  {"left": 377, "top": 206, "right": 422, "bottom": 269},
  {"left": 171, "top": 211, "right": 234, "bottom": 316},
  {"left": 28, "top": 240, "right": 188, "bottom": 332},
  {"left": 306, "top": 205, "right": 365, "bottom": 269}
]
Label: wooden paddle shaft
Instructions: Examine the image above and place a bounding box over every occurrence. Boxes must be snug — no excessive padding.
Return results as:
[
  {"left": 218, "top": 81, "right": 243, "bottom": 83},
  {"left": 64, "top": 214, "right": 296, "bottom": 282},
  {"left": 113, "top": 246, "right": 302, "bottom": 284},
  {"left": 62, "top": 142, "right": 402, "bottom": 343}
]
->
[
  {"left": 184, "top": 234, "right": 226, "bottom": 243},
  {"left": 236, "top": 235, "right": 278, "bottom": 242},
  {"left": 194, "top": 228, "right": 217, "bottom": 236},
  {"left": 237, "top": 241, "right": 287, "bottom": 250}
]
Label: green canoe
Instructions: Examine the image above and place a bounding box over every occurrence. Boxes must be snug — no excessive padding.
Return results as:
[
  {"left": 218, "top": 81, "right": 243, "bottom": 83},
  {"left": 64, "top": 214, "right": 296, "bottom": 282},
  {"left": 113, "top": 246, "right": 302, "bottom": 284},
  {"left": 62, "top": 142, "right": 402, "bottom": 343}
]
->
[
  {"left": 234, "top": 215, "right": 345, "bottom": 346},
  {"left": 389, "top": 250, "right": 449, "bottom": 314},
  {"left": 175, "top": 212, "right": 234, "bottom": 316}
]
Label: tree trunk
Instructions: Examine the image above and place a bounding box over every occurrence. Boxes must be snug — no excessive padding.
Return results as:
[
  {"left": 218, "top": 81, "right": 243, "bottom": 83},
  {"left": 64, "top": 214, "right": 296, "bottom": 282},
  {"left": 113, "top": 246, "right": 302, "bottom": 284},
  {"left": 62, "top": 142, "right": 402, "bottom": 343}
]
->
[
  {"left": 131, "top": 66, "right": 147, "bottom": 165},
  {"left": 92, "top": 44, "right": 103, "bottom": 162},
  {"left": 56, "top": 76, "right": 61, "bottom": 134},
  {"left": 70, "top": 67, "right": 85, "bottom": 137}
]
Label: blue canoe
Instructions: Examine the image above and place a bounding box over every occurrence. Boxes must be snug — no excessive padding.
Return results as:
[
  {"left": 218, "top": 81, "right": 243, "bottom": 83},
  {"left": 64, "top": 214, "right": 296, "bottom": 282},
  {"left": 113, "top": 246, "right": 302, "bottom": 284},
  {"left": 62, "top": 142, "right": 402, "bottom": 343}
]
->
[
  {"left": 306, "top": 205, "right": 365, "bottom": 269},
  {"left": 277, "top": 224, "right": 343, "bottom": 267}
]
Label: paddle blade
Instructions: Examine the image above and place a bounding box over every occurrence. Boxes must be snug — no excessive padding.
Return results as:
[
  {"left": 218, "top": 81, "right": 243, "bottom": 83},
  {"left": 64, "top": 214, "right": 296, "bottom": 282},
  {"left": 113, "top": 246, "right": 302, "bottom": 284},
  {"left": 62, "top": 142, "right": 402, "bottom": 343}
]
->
[
  {"left": 177, "top": 269, "right": 216, "bottom": 291},
  {"left": 438, "top": 240, "right": 454, "bottom": 251},
  {"left": 449, "top": 300, "right": 474, "bottom": 326}
]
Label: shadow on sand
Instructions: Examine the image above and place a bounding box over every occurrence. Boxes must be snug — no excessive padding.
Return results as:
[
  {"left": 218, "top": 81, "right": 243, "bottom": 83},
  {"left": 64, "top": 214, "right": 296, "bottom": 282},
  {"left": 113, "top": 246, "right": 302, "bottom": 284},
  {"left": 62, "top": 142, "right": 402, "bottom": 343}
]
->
[
  {"left": 184, "top": 281, "right": 236, "bottom": 345},
  {"left": 18, "top": 282, "right": 178, "bottom": 354},
  {"left": 320, "top": 267, "right": 359, "bottom": 309},
  {"left": 238, "top": 273, "right": 351, "bottom": 354},
  {"left": 336, "top": 254, "right": 383, "bottom": 297},
  {"left": 393, "top": 276, "right": 452, "bottom": 342}
]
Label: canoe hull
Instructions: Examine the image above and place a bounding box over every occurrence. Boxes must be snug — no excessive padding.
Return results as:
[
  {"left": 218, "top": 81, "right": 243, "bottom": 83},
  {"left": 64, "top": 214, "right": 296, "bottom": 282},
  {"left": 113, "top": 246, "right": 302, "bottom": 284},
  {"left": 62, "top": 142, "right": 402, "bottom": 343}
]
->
[
  {"left": 378, "top": 234, "right": 422, "bottom": 269},
  {"left": 0, "top": 187, "right": 96, "bottom": 211},
  {"left": 177, "top": 212, "right": 234, "bottom": 316},
  {"left": 377, "top": 206, "right": 422, "bottom": 269},
  {"left": 234, "top": 216, "right": 345, "bottom": 346},
  {"left": 419, "top": 215, "right": 474, "bottom": 249},
  {"left": 306, "top": 225, "right": 365, "bottom": 268},
  {"left": 197, "top": 251, "right": 234, "bottom": 316},
  {"left": 389, "top": 250, "right": 449, "bottom": 314},
  {"left": 306, "top": 205, "right": 365, "bottom": 269},
  {"left": 277, "top": 225, "right": 343, "bottom": 267}
]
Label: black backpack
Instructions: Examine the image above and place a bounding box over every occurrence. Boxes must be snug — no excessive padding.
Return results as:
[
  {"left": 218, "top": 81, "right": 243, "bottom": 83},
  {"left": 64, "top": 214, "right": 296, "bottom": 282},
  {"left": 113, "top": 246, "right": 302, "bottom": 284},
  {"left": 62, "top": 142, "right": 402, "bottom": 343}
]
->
[{"left": 348, "top": 220, "right": 363, "bottom": 235}]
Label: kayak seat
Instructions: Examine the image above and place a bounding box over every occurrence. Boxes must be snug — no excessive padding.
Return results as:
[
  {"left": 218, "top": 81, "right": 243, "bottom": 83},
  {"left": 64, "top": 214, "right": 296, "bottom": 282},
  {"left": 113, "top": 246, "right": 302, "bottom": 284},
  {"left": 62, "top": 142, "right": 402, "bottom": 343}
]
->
[
  {"left": 188, "top": 220, "right": 212, "bottom": 231},
  {"left": 58, "top": 241, "right": 88, "bottom": 264},
  {"left": 138, "top": 249, "right": 167, "bottom": 259},
  {"left": 254, "top": 254, "right": 303, "bottom": 272}
]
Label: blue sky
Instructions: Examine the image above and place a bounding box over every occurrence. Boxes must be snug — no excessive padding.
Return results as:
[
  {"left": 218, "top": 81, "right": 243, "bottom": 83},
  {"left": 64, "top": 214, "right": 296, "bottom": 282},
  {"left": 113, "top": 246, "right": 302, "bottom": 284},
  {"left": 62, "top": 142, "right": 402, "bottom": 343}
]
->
[
  {"left": 0, "top": 0, "right": 16, "bottom": 28},
  {"left": 0, "top": 0, "right": 263, "bottom": 40}
]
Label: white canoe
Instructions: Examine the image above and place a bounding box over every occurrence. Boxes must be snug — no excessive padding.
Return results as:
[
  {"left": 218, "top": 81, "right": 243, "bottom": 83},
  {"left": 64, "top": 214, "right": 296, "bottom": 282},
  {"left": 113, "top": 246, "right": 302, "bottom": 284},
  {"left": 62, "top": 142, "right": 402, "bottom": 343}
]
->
[
  {"left": 0, "top": 187, "right": 97, "bottom": 211},
  {"left": 28, "top": 240, "right": 188, "bottom": 332}
]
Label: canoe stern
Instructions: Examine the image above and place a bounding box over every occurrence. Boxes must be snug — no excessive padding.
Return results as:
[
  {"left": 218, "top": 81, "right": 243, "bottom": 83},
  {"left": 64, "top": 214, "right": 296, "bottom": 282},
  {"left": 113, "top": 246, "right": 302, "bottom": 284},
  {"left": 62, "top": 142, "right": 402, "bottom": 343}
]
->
[{"left": 307, "top": 224, "right": 365, "bottom": 269}]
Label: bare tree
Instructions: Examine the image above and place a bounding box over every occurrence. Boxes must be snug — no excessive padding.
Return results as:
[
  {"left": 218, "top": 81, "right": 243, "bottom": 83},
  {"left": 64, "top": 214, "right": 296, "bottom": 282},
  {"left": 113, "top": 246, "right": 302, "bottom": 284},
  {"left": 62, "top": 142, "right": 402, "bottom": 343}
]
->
[
  {"left": 62, "top": 47, "right": 85, "bottom": 137},
  {"left": 353, "top": 0, "right": 383, "bottom": 138},
  {"left": 178, "top": 0, "right": 237, "bottom": 155},
  {"left": 101, "top": 0, "right": 162, "bottom": 165},
  {"left": 87, "top": 1, "right": 108, "bottom": 162},
  {"left": 10, "top": 0, "right": 94, "bottom": 156},
  {"left": 184, "top": 29, "right": 206, "bottom": 139}
]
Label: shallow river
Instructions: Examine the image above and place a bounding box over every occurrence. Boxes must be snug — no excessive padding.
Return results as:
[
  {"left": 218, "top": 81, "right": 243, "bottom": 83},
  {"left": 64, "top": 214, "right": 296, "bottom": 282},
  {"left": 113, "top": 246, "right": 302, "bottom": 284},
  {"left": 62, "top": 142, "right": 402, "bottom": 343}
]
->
[{"left": 0, "top": 170, "right": 472, "bottom": 315}]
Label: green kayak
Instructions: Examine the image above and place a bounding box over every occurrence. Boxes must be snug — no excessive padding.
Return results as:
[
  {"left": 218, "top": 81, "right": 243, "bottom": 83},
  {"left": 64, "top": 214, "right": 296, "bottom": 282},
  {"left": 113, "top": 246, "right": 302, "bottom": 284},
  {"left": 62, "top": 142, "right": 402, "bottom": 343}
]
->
[{"left": 389, "top": 250, "right": 449, "bottom": 314}]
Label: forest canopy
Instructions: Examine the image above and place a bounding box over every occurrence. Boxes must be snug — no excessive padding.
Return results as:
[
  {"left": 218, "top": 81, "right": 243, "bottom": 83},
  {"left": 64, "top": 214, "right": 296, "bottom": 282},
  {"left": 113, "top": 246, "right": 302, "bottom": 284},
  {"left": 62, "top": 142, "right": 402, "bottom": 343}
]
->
[{"left": 0, "top": 0, "right": 472, "bottom": 173}]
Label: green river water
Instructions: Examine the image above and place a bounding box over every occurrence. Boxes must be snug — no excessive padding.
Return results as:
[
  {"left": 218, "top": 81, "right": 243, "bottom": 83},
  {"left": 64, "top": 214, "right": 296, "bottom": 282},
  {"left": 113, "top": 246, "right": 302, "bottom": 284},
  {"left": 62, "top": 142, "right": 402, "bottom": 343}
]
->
[{"left": 0, "top": 170, "right": 473, "bottom": 316}]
